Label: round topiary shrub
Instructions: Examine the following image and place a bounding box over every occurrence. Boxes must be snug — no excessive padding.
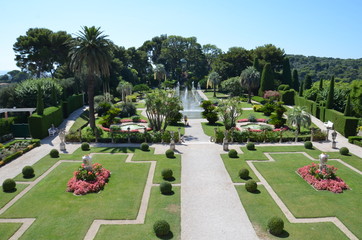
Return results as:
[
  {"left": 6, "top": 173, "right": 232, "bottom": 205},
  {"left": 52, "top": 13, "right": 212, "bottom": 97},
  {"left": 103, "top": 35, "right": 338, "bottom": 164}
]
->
[
  {"left": 153, "top": 220, "right": 170, "bottom": 237},
  {"left": 267, "top": 216, "right": 284, "bottom": 236},
  {"left": 238, "top": 168, "right": 249, "bottom": 179},
  {"left": 304, "top": 141, "right": 313, "bottom": 149},
  {"left": 49, "top": 149, "right": 59, "bottom": 158},
  {"left": 2, "top": 179, "right": 16, "bottom": 192},
  {"left": 140, "top": 142, "right": 149, "bottom": 151},
  {"left": 246, "top": 142, "right": 255, "bottom": 150},
  {"left": 81, "top": 142, "right": 90, "bottom": 151},
  {"left": 162, "top": 168, "right": 173, "bottom": 180},
  {"left": 245, "top": 179, "right": 257, "bottom": 193},
  {"left": 160, "top": 182, "right": 172, "bottom": 194},
  {"left": 165, "top": 149, "right": 175, "bottom": 158},
  {"left": 22, "top": 166, "right": 34, "bottom": 178},
  {"left": 228, "top": 149, "right": 238, "bottom": 158},
  {"left": 339, "top": 147, "right": 349, "bottom": 155}
]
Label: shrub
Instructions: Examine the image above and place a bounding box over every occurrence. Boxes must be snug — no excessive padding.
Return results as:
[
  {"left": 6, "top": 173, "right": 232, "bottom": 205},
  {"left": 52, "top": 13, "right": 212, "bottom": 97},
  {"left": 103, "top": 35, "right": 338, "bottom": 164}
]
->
[
  {"left": 118, "top": 102, "right": 137, "bottom": 118},
  {"left": 140, "top": 142, "right": 149, "bottom": 151},
  {"left": 50, "top": 149, "right": 59, "bottom": 158},
  {"left": 260, "top": 102, "right": 275, "bottom": 116},
  {"left": 348, "top": 136, "right": 362, "bottom": 143},
  {"left": 246, "top": 142, "right": 255, "bottom": 150},
  {"left": 96, "top": 102, "right": 112, "bottom": 117},
  {"left": 252, "top": 105, "right": 263, "bottom": 112},
  {"left": 165, "top": 149, "right": 175, "bottom": 158},
  {"left": 153, "top": 220, "right": 170, "bottom": 237},
  {"left": 339, "top": 147, "right": 349, "bottom": 155},
  {"left": 267, "top": 216, "right": 284, "bottom": 236},
  {"left": 131, "top": 115, "right": 140, "bottom": 122},
  {"left": 2, "top": 178, "right": 16, "bottom": 192},
  {"left": 160, "top": 182, "right": 172, "bottom": 194},
  {"left": 304, "top": 141, "right": 313, "bottom": 149},
  {"left": 228, "top": 149, "right": 238, "bottom": 158},
  {"left": 248, "top": 114, "right": 257, "bottom": 122},
  {"left": 22, "top": 166, "right": 34, "bottom": 178},
  {"left": 81, "top": 142, "right": 90, "bottom": 151},
  {"left": 251, "top": 96, "right": 266, "bottom": 105},
  {"left": 238, "top": 168, "right": 249, "bottom": 179},
  {"left": 161, "top": 168, "right": 173, "bottom": 180},
  {"left": 278, "top": 84, "right": 290, "bottom": 91},
  {"left": 245, "top": 179, "right": 257, "bottom": 192}
]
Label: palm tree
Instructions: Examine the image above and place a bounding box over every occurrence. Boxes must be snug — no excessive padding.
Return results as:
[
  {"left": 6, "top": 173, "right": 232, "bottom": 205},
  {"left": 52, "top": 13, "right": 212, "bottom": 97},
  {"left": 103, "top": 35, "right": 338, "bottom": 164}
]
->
[
  {"left": 154, "top": 64, "right": 166, "bottom": 87},
  {"left": 208, "top": 71, "right": 221, "bottom": 97},
  {"left": 240, "top": 66, "right": 260, "bottom": 103},
  {"left": 286, "top": 106, "right": 311, "bottom": 134},
  {"left": 68, "top": 26, "right": 112, "bottom": 131}
]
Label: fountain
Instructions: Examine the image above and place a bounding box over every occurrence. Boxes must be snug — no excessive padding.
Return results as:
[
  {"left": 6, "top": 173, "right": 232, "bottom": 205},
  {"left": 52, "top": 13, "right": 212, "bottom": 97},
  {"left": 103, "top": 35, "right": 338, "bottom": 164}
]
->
[{"left": 180, "top": 82, "right": 204, "bottom": 119}]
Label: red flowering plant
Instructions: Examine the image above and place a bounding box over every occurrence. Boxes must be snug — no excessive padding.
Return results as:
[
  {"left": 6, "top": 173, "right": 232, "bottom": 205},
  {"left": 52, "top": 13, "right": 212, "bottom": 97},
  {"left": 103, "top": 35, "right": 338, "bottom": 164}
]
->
[
  {"left": 67, "top": 163, "right": 111, "bottom": 195},
  {"left": 297, "top": 163, "right": 348, "bottom": 193}
]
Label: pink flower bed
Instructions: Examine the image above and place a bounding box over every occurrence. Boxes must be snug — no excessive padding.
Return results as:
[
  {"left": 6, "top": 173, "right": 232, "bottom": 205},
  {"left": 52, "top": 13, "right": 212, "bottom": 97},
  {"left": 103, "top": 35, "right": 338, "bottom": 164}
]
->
[
  {"left": 237, "top": 119, "right": 267, "bottom": 123},
  {"left": 99, "top": 125, "right": 152, "bottom": 133},
  {"left": 120, "top": 119, "right": 147, "bottom": 123},
  {"left": 297, "top": 164, "right": 349, "bottom": 193},
  {"left": 67, "top": 165, "right": 111, "bottom": 195}
]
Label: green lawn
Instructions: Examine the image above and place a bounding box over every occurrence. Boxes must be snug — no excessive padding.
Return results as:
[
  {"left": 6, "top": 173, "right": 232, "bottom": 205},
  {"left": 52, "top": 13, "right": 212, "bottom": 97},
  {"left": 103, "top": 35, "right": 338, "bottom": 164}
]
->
[
  {"left": 0, "top": 184, "right": 28, "bottom": 208},
  {"left": 236, "top": 185, "right": 349, "bottom": 240},
  {"left": 221, "top": 154, "right": 260, "bottom": 183},
  {"left": 69, "top": 110, "right": 89, "bottom": 132},
  {"left": 202, "top": 90, "right": 229, "bottom": 101},
  {"left": 0, "top": 223, "right": 22, "bottom": 240},
  {"left": 238, "top": 110, "right": 269, "bottom": 120},
  {"left": 95, "top": 187, "right": 180, "bottom": 240},
  {"left": 1, "top": 147, "right": 181, "bottom": 239},
  {"left": 135, "top": 102, "right": 146, "bottom": 109},
  {"left": 201, "top": 122, "right": 224, "bottom": 137}
]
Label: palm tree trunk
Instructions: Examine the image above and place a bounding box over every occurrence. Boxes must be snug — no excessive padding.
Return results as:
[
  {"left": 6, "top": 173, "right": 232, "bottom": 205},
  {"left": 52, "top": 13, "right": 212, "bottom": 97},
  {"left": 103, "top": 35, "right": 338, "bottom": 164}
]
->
[
  {"left": 248, "top": 89, "right": 252, "bottom": 103},
  {"left": 87, "top": 75, "right": 97, "bottom": 139},
  {"left": 213, "top": 86, "right": 216, "bottom": 97}
]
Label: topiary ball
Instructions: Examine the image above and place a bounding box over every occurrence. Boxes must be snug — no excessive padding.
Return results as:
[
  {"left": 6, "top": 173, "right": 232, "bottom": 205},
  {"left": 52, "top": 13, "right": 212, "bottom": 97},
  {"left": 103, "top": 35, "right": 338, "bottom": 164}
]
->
[
  {"left": 140, "top": 142, "right": 149, "bottom": 151},
  {"left": 153, "top": 220, "right": 170, "bottom": 237},
  {"left": 22, "top": 166, "right": 34, "bottom": 178},
  {"left": 160, "top": 182, "right": 172, "bottom": 194},
  {"left": 81, "top": 142, "right": 90, "bottom": 151},
  {"left": 165, "top": 149, "right": 175, "bottom": 158},
  {"left": 246, "top": 142, "right": 255, "bottom": 150},
  {"left": 339, "top": 147, "right": 349, "bottom": 155},
  {"left": 245, "top": 179, "right": 257, "bottom": 193},
  {"left": 238, "top": 168, "right": 249, "bottom": 179},
  {"left": 304, "top": 141, "right": 313, "bottom": 149},
  {"left": 267, "top": 216, "right": 284, "bottom": 236},
  {"left": 162, "top": 168, "right": 173, "bottom": 180},
  {"left": 228, "top": 149, "right": 238, "bottom": 158},
  {"left": 2, "top": 179, "right": 16, "bottom": 192},
  {"left": 49, "top": 149, "right": 59, "bottom": 158}
]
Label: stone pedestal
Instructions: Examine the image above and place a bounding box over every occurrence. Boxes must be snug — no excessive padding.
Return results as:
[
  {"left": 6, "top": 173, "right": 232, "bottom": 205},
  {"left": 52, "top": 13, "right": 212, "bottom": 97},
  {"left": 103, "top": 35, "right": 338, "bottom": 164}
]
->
[
  {"left": 170, "top": 140, "right": 176, "bottom": 151},
  {"left": 60, "top": 142, "right": 66, "bottom": 151},
  {"left": 332, "top": 141, "right": 337, "bottom": 149},
  {"left": 223, "top": 138, "right": 229, "bottom": 151}
]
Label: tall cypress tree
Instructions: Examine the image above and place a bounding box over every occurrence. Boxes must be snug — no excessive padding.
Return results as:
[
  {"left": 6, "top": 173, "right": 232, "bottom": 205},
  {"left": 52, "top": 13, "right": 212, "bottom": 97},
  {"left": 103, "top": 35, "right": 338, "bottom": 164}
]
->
[
  {"left": 36, "top": 84, "right": 44, "bottom": 115},
  {"left": 299, "top": 81, "right": 304, "bottom": 96},
  {"left": 304, "top": 75, "right": 312, "bottom": 90},
  {"left": 326, "top": 76, "right": 335, "bottom": 109},
  {"left": 292, "top": 69, "right": 299, "bottom": 91},
  {"left": 282, "top": 57, "right": 292, "bottom": 86},
  {"left": 253, "top": 57, "right": 261, "bottom": 73},
  {"left": 319, "top": 78, "right": 323, "bottom": 90},
  {"left": 51, "top": 84, "right": 57, "bottom": 106},
  {"left": 258, "top": 63, "right": 274, "bottom": 96},
  {"left": 344, "top": 94, "right": 351, "bottom": 116}
]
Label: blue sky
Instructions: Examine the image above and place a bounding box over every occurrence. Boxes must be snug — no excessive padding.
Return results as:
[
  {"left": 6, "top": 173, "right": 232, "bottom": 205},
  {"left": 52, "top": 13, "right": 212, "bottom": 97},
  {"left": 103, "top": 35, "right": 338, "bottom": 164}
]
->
[{"left": 1, "top": 0, "right": 361, "bottom": 72}]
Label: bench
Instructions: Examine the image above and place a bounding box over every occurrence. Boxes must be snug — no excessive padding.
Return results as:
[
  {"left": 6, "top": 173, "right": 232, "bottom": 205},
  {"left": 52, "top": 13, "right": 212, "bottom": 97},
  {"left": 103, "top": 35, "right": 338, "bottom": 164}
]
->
[{"left": 48, "top": 128, "right": 58, "bottom": 136}]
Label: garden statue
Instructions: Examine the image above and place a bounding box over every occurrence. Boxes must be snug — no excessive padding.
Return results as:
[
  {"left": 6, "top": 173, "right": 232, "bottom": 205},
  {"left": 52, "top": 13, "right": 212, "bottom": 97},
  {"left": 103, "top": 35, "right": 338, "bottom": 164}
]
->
[
  {"left": 223, "top": 130, "right": 229, "bottom": 151},
  {"left": 82, "top": 154, "right": 92, "bottom": 171},
  {"left": 59, "top": 129, "right": 66, "bottom": 151},
  {"left": 319, "top": 152, "right": 328, "bottom": 171},
  {"left": 331, "top": 130, "right": 337, "bottom": 149},
  {"left": 170, "top": 131, "right": 176, "bottom": 151}
]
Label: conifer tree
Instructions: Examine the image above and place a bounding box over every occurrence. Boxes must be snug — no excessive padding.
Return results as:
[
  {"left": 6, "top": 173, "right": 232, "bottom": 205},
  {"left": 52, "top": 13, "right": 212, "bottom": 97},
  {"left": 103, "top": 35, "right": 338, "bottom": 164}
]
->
[
  {"left": 344, "top": 94, "right": 351, "bottom": 116},
  {"left": 282, "top": 57, "right": 292, "bottom": 86},
  {"left": 253, "top": 57, "right": 261, "bottom": 73},
  {"left": 319, "top": 78, "right": 323, "bottom": 90},
  {"left": 258, "top": 63, "right": 274, "bottom": 96},
  {"left": 326, "top": 76, "right": 335, "bottom": 109},
  {"left": 51, "top": 84, "right": 57, "bottom": 106},
  {"left": 292, "top": 69, "right": 299, "bottom": 91},
  {"left": 299, "top": 81, "right": 304, "bottom": 97},
  {"left": 304, "top": 75, "right": 312, "bottom": 90},
  {"left": 36, "top": 84, "right": 44, "bottom": 115}
]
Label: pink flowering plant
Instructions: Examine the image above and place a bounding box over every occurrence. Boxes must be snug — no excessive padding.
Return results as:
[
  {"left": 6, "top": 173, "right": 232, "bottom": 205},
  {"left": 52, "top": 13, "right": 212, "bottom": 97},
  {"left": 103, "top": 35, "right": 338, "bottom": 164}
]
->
[
  {"left": 297, "top": 163, "right": 348, "bottom": 193},
  {"left": 67, "top": 163, "right": 111, "bottom": 195}
]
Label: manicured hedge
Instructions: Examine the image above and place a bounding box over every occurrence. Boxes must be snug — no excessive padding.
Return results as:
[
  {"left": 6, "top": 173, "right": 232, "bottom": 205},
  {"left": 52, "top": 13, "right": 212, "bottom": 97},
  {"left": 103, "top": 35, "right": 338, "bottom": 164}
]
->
[
  {"left": 294, "top": 95, "right": 315, "bottom": 114},
  {"left": 0, "top": 117, "right": 15, "bottom": 136},
  {"left": 62, "top": 94, "right": 84, "bottom": 118},
  {"left": 325, "top": 109, "right": 358, "bottom": 137},
  {"left": 0, "top": 139, "right": 40, "bottom": 166},
  {"left": 280, "top": 89, "right": 295, "bottom": 105},
  {"left": 28, "top": 106, "right": 63, "bottom": 139}
]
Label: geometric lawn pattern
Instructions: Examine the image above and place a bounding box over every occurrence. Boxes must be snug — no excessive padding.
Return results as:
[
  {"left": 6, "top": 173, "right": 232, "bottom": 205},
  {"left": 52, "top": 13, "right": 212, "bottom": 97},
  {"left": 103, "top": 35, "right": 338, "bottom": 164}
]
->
[{"left": 230, "top": 148, "right": 361, "bottom": 240}]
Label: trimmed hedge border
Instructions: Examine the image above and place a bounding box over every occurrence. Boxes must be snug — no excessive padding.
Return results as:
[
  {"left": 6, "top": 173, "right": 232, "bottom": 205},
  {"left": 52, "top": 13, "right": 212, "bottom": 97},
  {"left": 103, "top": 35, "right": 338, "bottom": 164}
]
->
[
  {"left": 29, "top": 106, "right": 64, "bottom": 139},
  {"left": 0, "top": 139, "right": 40, "bottom": 167}
]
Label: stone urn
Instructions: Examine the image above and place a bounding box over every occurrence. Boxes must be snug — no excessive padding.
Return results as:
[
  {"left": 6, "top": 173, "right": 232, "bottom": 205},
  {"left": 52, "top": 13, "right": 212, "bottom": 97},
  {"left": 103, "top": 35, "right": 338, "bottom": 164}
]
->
[
  {"left": 82, "top": 155, "right": 92, "bottom": 171},
  {"left": 319, "top": 153, "right": 328, "bottom": 171}
]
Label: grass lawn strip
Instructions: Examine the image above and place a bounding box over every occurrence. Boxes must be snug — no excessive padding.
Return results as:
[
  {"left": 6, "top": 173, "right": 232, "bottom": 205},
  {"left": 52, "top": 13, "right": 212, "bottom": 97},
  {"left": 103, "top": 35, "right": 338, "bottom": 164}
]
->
[
  {"left": 0, "top": 222, "right": 23, "bottom": 240},
  {"left": 245, "top": 151, "right": 360, "bottom": 239}
]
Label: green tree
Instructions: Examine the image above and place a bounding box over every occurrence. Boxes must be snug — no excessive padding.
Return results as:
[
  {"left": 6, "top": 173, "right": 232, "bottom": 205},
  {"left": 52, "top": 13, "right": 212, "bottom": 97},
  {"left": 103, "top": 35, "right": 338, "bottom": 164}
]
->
[
  {"left": 251, "top": 44, "right": 285, "bottom": 72},
  {"left": 36, "top": 84, "right": 44, "bottom": 115},
  {"left": 216, "top": 97, "right": 243, "bottom": 130},
  {"left": 299, "top": 81, "right": 304, "bottom": 96},
  {"left": 202, "top": 44, "right": 222, "bottom": 71},
  {"left": 292, "top": 69, "right": 300, "bottom": 91},
  {"left": 200, "top": 100, "right": 219, "bottom": 124},
  {"left": 68, "top": 26, "right": 113, "bottom": 131},
  {"left": 208, "top": 72, "right": 221, "bottom": 97},
  {"left": 116, "top": 80, "right": 133, "bottom": 102},
  {"left": 153, "top": 64, "right": 167, "bottom": 86},
  {"left": 286, "top": 106, "right": 311, "bottom": 134},
  {"left": 326, "top": 76, "right": 335, "bottom": 109},
  {"left": 344, "top": 94, "right": 352, "bottom": 116},
  {"left": 319, "top": 78, "right": 323, "bottom": 90},
  {"left": 350, "top": 80, "right": 362, "bottom": 117},
  {"left": 220, "top": 77, "right": 244, "bottom": 97},
  {"left": 304, "top": 75, "right": 312, "bottom": 90},
  {"left": 240, "top": 66, "right": 260, "bottom": 103},
  {"left": 258, "top": 63, "right": 274, "bottom": 96},
  {"left": 253, "top": 57, "right": 261, "bottom": 73},
  {"left": 281, "top": 57, "right": 292, "bottom": 86},
  {"left": 145, "top": 90, "right": 183, "bottom": 131}
]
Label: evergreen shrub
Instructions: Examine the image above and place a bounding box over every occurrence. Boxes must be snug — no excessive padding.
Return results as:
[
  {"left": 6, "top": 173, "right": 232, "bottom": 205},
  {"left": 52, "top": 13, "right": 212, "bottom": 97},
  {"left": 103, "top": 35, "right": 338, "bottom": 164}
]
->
[
  {"left": 161, "top": 168, "right": 173, "bottom": 180},
  {"left": 160, "top": 182, "right": 172, "bottom": 194},
  {"left": 228, "top": 149, "right": 238, "bottom": 158},
  {"left": 81, "top": 142, "right": 90, "bottom": 151},
  {"left": 304, "top": 141, "right": 313, "bottom": 149},
  {"left": 22, "top": 166, "right": 34, "bottom": 178},
  {"left": 140, "top": 142, "right": 149, "bottom": 151},
  {"left": 238, "top": 168, "right": 249, "bottom": 179},
  {"left": 246, "top": 142, "right": 255, "bottom": 150},
  {"left": 2, "top": 179, "right": 16, "bottom": 192},
  {"left": 267, "top": 216, "right": 284, "bottom": 236},
  {"left": 339, "top": 147, "right": 349, "bottom": 155},
  {"left": 50, "top": 149, "right": 59, "bottom": 158},
  {"left": 165, "top": 149, "right": 175, "bottom": 158},
  {"left": 153, "top": 220, "right": 170, "bottom": 237},
  {"left": 245, "top": 179, "right": 257, "bottom": 192}
]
